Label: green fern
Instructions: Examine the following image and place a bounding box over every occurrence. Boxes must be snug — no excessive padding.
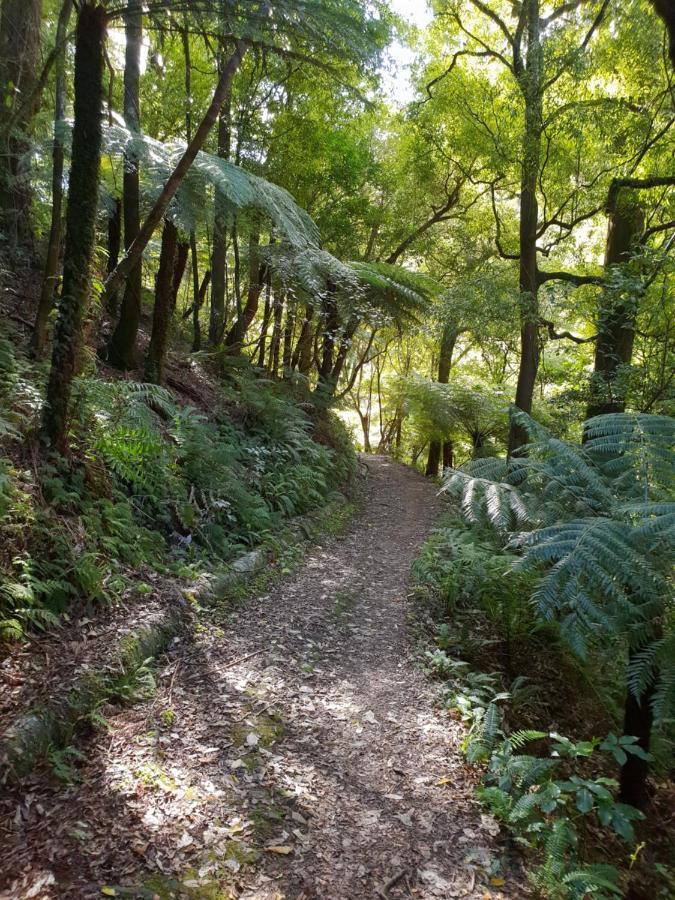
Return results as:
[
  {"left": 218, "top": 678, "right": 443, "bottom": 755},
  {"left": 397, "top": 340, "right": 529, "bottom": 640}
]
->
[{"left": 444, "top": 411, "right": 675, "bottom": 722}]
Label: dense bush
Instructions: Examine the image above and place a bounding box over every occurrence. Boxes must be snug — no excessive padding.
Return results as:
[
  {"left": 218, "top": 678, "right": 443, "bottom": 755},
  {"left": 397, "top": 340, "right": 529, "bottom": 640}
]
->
[{"left": 0, "top": 341, "right": 356, "bottom": 639}]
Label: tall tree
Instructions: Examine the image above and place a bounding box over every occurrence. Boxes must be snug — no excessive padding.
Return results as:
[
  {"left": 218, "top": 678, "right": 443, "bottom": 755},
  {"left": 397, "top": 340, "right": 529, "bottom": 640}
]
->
[
  {"left": 107, "top": 0, "right": 143, "bottom": 369},
  {"left": 425, "top": 324, "right": 458, "bottom": 476},
  {"left": 42, "top": 3, "right": 106, "bottom": 452},
  {"left": 0, "top": 0, "right": 43, "bottom": 244},
  {"left": 587, "top": 192, "right": 645, "bottom": 419},
  {"left": 145, "top": 219, "right": 178, "bottom": 385},
  {"left": 32, "top": 0, "right": 74, "bottom": 355},
  {"left": 209, "top": 46, "right": 232, "bottom": 346}
]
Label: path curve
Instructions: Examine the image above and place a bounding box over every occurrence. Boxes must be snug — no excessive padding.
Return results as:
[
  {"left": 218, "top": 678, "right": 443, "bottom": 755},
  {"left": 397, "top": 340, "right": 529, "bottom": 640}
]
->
[{"left": 2, "top": 457, "right": 521, "bottom": 899}]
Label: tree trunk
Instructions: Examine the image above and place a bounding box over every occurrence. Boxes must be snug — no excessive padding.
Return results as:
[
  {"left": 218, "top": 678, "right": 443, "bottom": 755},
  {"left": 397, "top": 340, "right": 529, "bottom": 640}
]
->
[
  {"left": 282, "top": 300, "right": 295, "bottom": 373},
  {"left": 172, "top": 241, "right": 189, "bottom": 311},
  {"left": 425, "top": 441, "right": 441, "bottom": 477},
  {"left": 426, "top": 323, "right": 457, "bottom": 476},
  {"left": 105, "top": 198, "right": 122, "bottom": 315},
  {"left": 0, "top": 0, "right": 42, "bottom": 244},
  {"left": 329, "top": 317, "right": 359, "bottom": 392},
  {"left": 509, "top": 0, "right": 543, "bottom": 455},
  {"left": 107, "top": 0, "right": 143, "bottom": 370},
  {"left": 180, "top": 18, "right": 202, "bottom": 354},
  {"left": 102, "top": 41, "right": 248, "bottom": 301},
  {"left": 269, "top": 291, "right": 284, "bottom": 375},
  {"left": 257, "top": 277, "right": 273, "bottom": 367},
  {"left": 41, "top": 4, "right": 105, "bottom": 453},
  {"left": 586, "top": 194, "right": 645, "bottom": 419},
  {"left": 209, "top": 61, "right": 232, "bottom": 346},
  {"left": 619, "top": 648, "right": 656, "bottom": 810},
  {"left": 224, "top": 231, "right": 264, "bottom": 352},
  {"left": 145, "top": 219, "right": 178, "bottom": 385},
  {"left": 31, "top": 0, "right": 73, "bottom": 355},
  {"left": 442, "top": 441, "right": 454, "bottom": 470},
  {"left": 292, "top": 304, "right": 315, "bottom": 374},
  {"left": 316, "top": 284, "right": 340, "bottom": 394}
]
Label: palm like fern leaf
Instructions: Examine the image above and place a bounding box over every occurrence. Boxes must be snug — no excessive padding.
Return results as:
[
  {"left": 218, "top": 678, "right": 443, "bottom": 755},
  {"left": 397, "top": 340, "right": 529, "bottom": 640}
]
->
[{"left": 443, "top": 411, "right": 675, "bottom": 715}]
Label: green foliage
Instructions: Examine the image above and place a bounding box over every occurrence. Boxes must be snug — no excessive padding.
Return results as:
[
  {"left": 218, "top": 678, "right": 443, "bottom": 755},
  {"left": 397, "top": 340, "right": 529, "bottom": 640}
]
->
[
  {"left": 444, "top": 411, "right": 675, "bottom": 720},
  {"left": 400, "top": 376, "right": 509, "bottom": 463},
  {"left": 477, "top": 727, "right": 647, "bottom": 899},
  {"left": 0, "top": 359, "right": 356, "bottom": 640}
]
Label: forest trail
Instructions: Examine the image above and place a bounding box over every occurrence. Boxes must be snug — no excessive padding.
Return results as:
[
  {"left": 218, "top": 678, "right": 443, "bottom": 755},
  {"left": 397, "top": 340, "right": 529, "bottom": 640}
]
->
[{"left": 2, "top": 458, "right": 521, "bottom": 899}]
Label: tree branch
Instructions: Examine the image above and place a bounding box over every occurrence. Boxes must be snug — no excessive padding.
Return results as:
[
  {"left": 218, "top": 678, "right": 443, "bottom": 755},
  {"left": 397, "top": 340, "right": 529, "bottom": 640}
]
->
[
  {"left": 424, "top": 50, "right": 497, "bottom": 99},
  {"left": 385, "top": 177, "right": 462, "bottom": 264},
  {"left": 540, "top": 317, "right": 597, "bottom": 344},
  {"left": 537, "top": 268, "right": 604, "bottom": 287},
  {"left": 468, "top": 0, "right": 515, "bottom": 48},
  {"left": 643, "top": 219, "right": 675, "bottom": 240},
  {"left": 103, "top": 40, "right": 248, "bottom": 300},
  {"left": 607, "top": 175, "right": 675, "bottom": 212},
  {"left": 490, "top": 182, "right": 520, "bottom": 260}
]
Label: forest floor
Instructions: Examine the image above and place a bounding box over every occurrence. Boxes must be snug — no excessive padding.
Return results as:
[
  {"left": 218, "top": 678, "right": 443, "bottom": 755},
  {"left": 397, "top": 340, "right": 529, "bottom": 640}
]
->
[{"left": 1, "top": 457, "right": 527, "bottom": 900}]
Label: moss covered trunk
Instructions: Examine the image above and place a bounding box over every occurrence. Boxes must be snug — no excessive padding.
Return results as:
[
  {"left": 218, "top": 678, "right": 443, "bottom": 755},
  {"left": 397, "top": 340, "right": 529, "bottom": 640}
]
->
[
  {"left": 41, "top": 3, "right": 105, "bottom": 453},
  {"left": 586, "top": 194, "right": 645, "bottom": 419},
  {"left": 0, "top": 0, "right": 42, "bottom": 244},
  {"left": 145, "top": 219, "right": 178, "bottom": 385},
  {"left": 209, "top": 69, "right": 232, "bottom": 347},
  {"left": 105, "top": 198, "right": 123, "bottom": 315},
  {"left": 31, "top": 0, "right": 73, "bottom": 355},
  {"left": 107, "top": 0, "right": 143, "bottom": 370}
]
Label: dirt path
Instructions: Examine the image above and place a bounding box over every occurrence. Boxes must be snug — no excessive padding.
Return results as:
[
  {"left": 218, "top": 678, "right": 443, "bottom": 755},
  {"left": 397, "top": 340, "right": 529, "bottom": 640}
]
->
[{"left": 1, "top": 457, "right": 523, "bottom": 899}]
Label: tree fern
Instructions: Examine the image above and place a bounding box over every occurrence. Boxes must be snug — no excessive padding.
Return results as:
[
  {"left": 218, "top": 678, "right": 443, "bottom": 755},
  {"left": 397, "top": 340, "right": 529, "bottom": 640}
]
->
[{"left": 444, "top": 411, "right": 674, "bottom": 725}]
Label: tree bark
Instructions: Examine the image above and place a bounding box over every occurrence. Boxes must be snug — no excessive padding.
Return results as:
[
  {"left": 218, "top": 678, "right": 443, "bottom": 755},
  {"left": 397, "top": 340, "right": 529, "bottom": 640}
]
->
[
  {"left": 282, "top": 299, "right": 295, "bottom": 373},
  {"left": 509, "top": 0, "right": 543, "bottom": 455},
  {"left": 107, "top": 0, "right": 143, "bottom": 370},
  {"left": 145, "top": 219, "right": 178, "bottom": 385},
  {"left": 224, "top": 231, "right": 265, "bottom": 352},
  {"left": 257, "top": 276, "right": 273, "bottom": 367},
  {"left": 105, "top": 198, "right": 122, "bottom": 315},
  {"left": 425, "top": 441, "right": 442, "bottom": 477},
  {"left": 292, "top": 304, "right": 315, "bottom": 374},
  {"left": 102, "top": 41, "right": 248, "bottom": 302},
  {"left": 31, "top": 0, "right": 74, "bottom": 355},
  {"left": 586, "top": 193, "right": 645, "bottom": 419},
  {"left": 269, "top": 292, "right": 284, "bottom": 375},
  {"left": 649, "top": 0, "right": 675, "bottom": 67},
  {"left": 180, "top": 18, "right": 202, "bottom": 353},
  {"left": 426, "top": 323, "right": 457, "bottom": 476},
  {"left": 42, "top": 4, "right": 105, "bottom": 453},
  {"left": 316, "top": 283, "right": 340, "bottom": 394},
  {"left": 172, "top": 242, "right": 188, "bottom": 305},
  {"left": 0, "top": 0, "right": 42, "bottom": 244},
  {"left": 209, "top": 54, "right": 232, "bottom": 346},
  {"left": 619, "top": 647, "right": 656, "bottom": 810}
]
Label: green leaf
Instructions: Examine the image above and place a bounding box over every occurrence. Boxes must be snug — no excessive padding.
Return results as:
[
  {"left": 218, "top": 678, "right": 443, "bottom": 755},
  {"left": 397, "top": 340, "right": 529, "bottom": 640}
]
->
[{"left": 575, "top": 787, "right": 594, "bottom": 814}]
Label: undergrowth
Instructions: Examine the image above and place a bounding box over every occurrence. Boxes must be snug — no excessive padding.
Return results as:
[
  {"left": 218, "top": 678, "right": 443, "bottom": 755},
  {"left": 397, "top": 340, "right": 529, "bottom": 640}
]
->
[
  {"left": 411, "top": 511, "right": 673, "bottom": 900},
  {"left": 0, "top": 333, "right": 357, "bottom": 641}
]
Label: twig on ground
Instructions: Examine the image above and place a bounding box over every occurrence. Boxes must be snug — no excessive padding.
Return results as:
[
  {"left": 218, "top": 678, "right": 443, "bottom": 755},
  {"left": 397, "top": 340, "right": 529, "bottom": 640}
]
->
[{"left": 376, "top": 868, "right": 408, "bottom": 898}]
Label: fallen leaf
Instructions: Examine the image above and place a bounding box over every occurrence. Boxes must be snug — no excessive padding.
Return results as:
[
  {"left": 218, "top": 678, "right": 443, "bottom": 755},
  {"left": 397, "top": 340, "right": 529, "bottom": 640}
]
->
[
  {"left": 436, "top": 776, "right": 452, "bottom": 786},
  {"left": 266, "top": 845, "right": 294, "bottom": 855},
  {"left": 490, "top": 876, "right": 505, "bottom": 886},
  {"left": 396, "top": 810, "right": 414, "bottom": 827},
  {"left": 101, "top": 889, "right": 117, "bottom": 897}
]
